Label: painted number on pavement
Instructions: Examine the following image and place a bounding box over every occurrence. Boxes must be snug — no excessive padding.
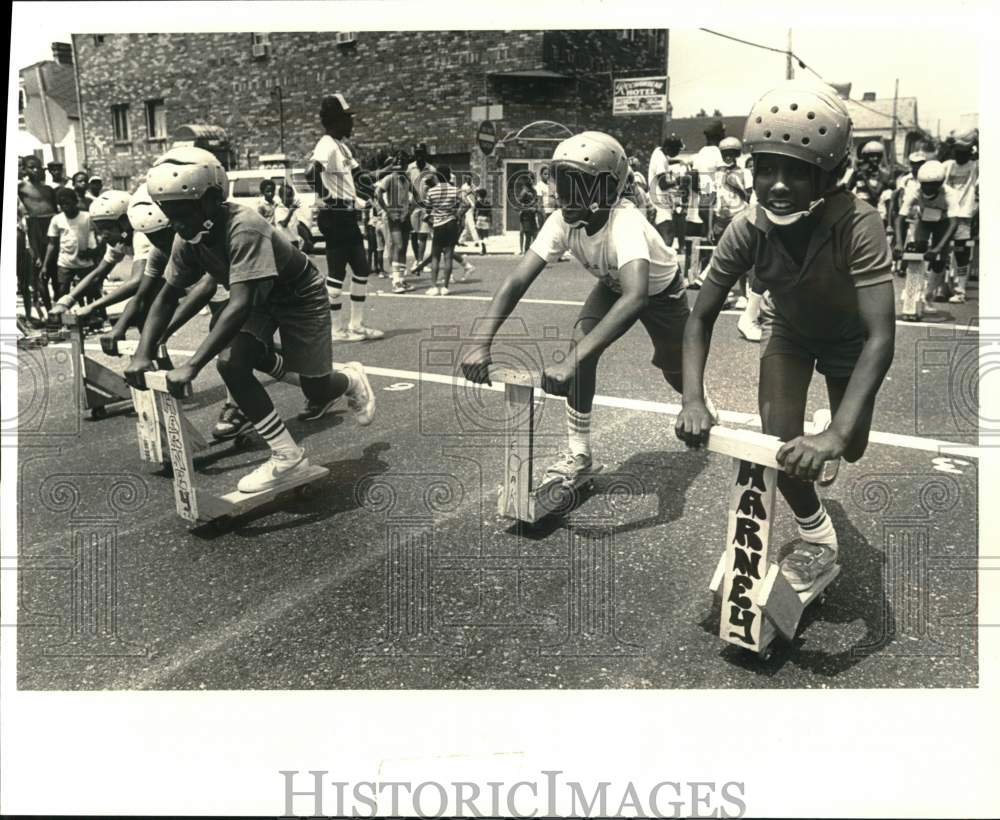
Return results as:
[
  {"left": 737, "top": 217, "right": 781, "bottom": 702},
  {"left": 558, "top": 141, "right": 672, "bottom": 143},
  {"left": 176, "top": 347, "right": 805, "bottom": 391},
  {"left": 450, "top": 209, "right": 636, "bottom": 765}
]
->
[
  {"left": 384, "top": 382, "right": 414, "bottom": 392},
  {"left": 932, "top": 457, "right": 971, "bottom": 475}
]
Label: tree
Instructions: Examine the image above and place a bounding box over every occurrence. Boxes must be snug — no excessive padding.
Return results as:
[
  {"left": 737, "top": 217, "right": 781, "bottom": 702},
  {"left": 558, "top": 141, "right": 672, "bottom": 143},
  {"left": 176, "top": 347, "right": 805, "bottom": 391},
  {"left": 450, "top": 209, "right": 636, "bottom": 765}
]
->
[
  {"left": 712, "top": 108, "right": 723, "bottom": 117},
  {"left": 696, "top": 107, "right": 707, "bottom": 117}
]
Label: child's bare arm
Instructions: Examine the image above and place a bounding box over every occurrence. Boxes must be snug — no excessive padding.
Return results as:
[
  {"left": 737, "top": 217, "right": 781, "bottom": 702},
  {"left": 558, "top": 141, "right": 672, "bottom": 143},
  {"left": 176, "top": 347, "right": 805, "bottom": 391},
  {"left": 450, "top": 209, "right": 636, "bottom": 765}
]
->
[{"left": 829, "top": 281, "right": 895, "bottom": 445}]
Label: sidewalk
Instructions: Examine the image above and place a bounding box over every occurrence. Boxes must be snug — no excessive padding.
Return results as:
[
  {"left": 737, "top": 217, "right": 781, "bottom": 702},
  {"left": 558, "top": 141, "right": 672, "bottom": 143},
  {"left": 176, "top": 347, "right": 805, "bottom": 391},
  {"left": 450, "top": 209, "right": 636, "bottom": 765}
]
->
[{"left": 455, "top": 231, "right": 521, "bottom": 256}]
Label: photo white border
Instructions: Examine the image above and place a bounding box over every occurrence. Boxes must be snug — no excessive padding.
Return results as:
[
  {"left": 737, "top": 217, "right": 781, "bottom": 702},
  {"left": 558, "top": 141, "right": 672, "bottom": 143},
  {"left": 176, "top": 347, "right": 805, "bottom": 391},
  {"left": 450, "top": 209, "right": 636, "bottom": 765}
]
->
[{"left": 3, "top": 1, "right": 999, "bottom": 816}]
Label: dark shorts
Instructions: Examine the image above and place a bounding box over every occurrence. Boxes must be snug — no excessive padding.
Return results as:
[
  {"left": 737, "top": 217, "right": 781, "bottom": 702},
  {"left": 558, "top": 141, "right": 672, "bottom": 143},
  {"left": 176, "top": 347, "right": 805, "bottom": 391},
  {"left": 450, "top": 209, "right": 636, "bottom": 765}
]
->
[
  {"left": 317, "top": 207, "right": 364, "bottom": 249},
  {"left": 758, "top": 296, "right": 863, "bottom": 380},
  {"left": 237, "top": 264, "right": 333, "bottom": 378},
  {"left": 431, "top": 220, "right": 459, "bottom": 252},
  {"left": 578, "top": 274, "right": 690, "bottom": 374},
  {"left": 25, "top": 215, "right": 53, "bottom": 261}
]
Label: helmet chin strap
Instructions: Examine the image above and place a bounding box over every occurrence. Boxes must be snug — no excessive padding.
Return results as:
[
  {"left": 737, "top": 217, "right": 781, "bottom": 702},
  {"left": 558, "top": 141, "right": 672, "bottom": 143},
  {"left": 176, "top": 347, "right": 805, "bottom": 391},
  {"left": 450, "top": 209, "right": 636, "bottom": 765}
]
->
[
  {"left": 185, "top": 219, "right": 214, "bottom": 245},
  {"left": 761, "top": 192, "right": 830, "bottom": 226}
]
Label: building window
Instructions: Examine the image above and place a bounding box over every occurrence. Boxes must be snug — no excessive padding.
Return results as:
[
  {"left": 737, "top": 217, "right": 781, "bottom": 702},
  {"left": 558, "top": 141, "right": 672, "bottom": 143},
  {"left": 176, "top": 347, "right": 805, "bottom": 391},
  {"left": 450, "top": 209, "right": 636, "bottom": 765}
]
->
[
  {"left": 335, "top": 32, "right": 356, "bottom": 45},
  {"left": 92, "top": 35, "right": 105, "bottom": 46},
  {"left": 111, "top": 104, "right": 130, "bottom": 143},
  {"left": 112, "top": 175, "right": 131, "bottom": 191},
  {"left": 251, "top": 33, "right": 270, "bottom": 60},
  {"left": 145, "top": 99, "right": 167, "bottom": 140},
  {"left": 18, "top": 82, "right": 26, "bottom": 128}
]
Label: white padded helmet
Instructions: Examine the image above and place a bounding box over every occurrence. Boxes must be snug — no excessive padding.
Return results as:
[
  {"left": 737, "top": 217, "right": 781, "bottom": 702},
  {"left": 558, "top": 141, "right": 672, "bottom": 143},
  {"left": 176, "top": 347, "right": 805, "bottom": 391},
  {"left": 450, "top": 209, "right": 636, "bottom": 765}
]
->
[
  {"left": 146, "top": 146, "right": 228, "bottom": 202},
  {"left": 88, "top": 190, "right": 133, "bottom": 222},
  {"left": 127, "top": 184, "right": 171, "bottom": 234},
  {"left": 550, "top": 131, "right": 631, "bottom": 203},
  {"left": 743, "top": 80, "right": 853, "bottom": 173},
  {"left": 917, "top": 160, "right": 946, "bottom": 183}
]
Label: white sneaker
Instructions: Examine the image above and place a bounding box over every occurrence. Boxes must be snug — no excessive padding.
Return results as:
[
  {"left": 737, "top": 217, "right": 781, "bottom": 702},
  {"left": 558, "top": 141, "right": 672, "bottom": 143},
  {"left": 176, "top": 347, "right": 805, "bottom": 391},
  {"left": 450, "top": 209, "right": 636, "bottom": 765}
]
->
[
  {"left": 340, "top": 361, "right": 376, "bottom": 426},
  {"left": 425, "top": 286, "right": 440, "bottom": 295},
  {"left": 438, "top": 287, "right": 450, "bottom": 296},
  {"left": 544, "top": 451, "right": 594, "bottom": 482},
  {"left": 350, "top": 325, "right": 385, "bottom": 340},
  {"left": 463, "top": 263, "right": 476, "bottom": 274},
  {"left": 780, "top": 542, "right": 839, "bottom": 592},
  {"left": 332, "top": 327, "right": 365, "bottom": 342},
  {"left": 237, "top": 448, "right": 308, "bottom": 493},
  {"left": 948, "top": 292, "right": 967, "bottom": 304}
]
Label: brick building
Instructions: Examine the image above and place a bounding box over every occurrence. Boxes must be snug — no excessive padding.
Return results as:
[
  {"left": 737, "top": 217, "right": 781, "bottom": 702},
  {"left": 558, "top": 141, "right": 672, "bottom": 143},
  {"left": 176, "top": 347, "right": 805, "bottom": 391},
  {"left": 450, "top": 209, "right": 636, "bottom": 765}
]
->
[{"left": 72, "top": 29, "right": 668, "bottom": 231}]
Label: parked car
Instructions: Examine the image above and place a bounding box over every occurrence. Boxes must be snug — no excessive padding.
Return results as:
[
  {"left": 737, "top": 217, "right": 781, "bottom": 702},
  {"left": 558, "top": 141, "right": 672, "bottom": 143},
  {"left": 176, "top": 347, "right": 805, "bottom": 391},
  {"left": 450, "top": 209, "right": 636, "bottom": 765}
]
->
[{"left": 227, "top": 168, "right": 322, "bottom": 253}]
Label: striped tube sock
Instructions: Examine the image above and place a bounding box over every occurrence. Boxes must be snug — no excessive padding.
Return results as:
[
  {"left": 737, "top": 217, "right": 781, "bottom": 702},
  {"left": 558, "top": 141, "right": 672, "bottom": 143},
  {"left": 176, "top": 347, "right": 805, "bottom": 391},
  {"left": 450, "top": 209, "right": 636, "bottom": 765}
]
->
[
  {"left": 566, "top": 405, "right": 592, "bottom": 458},
  {"left": 795, "top": 505, "right": 838, "bottom": 548},
  {"left": 264, "top": 350, "right": 286, "bottom": 381},
  {"left": 349, "top": 276, "right": 368, "bottom": 329},
  {"left": 253, "top": 409, "right": 301, "bottom": 459}
]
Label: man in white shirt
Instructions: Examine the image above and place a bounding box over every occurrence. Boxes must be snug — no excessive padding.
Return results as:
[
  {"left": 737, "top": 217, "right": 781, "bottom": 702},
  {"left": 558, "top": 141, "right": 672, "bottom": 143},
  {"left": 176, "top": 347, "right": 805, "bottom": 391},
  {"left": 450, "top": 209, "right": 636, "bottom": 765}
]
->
[
  {"left": 941, "top": 137, "right": 978, "bottom": 302},
  {"left": 309, "top": 93, "right": 383, "bottom": 341},
  {"left": 646, "top": 133, "right": 689, "bottom": 251}
]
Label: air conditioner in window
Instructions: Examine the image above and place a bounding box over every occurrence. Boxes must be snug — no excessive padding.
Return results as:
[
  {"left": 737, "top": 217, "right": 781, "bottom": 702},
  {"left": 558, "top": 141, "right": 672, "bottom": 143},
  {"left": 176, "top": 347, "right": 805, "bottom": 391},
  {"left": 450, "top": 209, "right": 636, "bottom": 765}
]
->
[
  {"left": 252, "top": 43, "right": 269, "bottom": 58},
  {"left": 335, "top": 32, "right": 356, "bottom": 45}
]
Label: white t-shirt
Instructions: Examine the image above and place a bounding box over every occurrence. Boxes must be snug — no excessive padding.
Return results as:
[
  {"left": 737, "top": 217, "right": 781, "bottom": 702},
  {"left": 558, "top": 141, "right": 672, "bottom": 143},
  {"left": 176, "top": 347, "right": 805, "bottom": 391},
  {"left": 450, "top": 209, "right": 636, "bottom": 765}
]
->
[
  {"left": 535, "top": 179, "right": 555, "bottom": 213},
  {"left": 529, "top": 200, "right": 679, "bottom": 296},
  {"left": 942, "top": 159, "right": 978, "bottom": 218},
  {"left": 47, "top": 211, "right": 95, "bottom": 269},
  {"left": 311, "top": 134, "right": 359, "bottom": 204}
]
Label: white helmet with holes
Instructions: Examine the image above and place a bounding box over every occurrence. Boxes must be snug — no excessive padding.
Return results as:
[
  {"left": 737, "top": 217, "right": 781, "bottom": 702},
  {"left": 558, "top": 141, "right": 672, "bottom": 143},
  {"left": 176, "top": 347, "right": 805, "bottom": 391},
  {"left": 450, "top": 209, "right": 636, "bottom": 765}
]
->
[
  {"left": 743, "top": 80, "right": 853, "bottom": 173},
  {"left": 88, "top": 190, "right": 133, "bottom": 222},
  {"left": 550, "top": 131, "right": 630, "bottom": 203},
  {"left": 719, "top": 136, "right": 743, "bottom": 152},
  {"left": 127, "top": 184, "right": 171, "bottom": 234},
  {"left": 146, "top": 146, "right": 228, "bottom": 202},
  {"left": 917, "top": 160, "right": 945, "bottom": 183}
]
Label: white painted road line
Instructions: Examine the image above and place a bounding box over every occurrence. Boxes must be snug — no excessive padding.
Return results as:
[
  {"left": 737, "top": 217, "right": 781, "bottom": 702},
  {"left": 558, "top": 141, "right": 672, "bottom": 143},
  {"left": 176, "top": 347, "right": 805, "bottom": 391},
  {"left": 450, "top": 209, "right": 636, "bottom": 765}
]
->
[
  {"left": 77, "top": 342, "right": 979, "bottom": 460},
  {"left": 371, "top": 290, "right": 982, "bottom": 333}
]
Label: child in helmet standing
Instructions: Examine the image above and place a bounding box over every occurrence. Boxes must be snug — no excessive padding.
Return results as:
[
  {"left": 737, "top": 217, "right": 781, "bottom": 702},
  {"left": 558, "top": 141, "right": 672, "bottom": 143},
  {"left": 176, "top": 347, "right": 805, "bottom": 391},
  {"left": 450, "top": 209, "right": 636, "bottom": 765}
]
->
[
  {"left": 941, "top": 137, "right": 978, "bottom": 303},
  {"left": 125, "top": 147, "right": 376, "bottom": 494},
  {"left": 463, "top": 131, "right": 701, "bottom": 482},
  {"left": 894, "top": 160, "right": 957, "bottom": 321},
  {"left": 677, "top": 81, "right": 896, "bottom": 593},
  {"left": 849, "top": 141, "right": 893, "bottom": 215}
]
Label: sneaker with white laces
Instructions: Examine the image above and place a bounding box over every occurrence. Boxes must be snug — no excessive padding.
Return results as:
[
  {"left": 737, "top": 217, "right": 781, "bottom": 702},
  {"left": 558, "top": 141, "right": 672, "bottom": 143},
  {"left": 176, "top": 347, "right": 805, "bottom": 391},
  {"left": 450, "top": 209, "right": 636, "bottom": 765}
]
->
[
  {"left": 544, "top": 451, "right": 594, "bottom": 482},
  {"left": 780, "top": 542, "right": 839, "bottom": 592},
  {"left": 237, "top": 448, "right": 309, "bottom": 493},
  {"left": 350, "top": 325, "right": 385, "bottom": 340},
  {"left": 339, "top": 361, "right": 376, "bottom": 426},
  {"left": 438, "top": 287, "right": 450, "bottom": 296},
  {"left": 425, "top": 286, "right": 440, "bottom": 296},
  {"left": 332, "top": 327, "right": 366, "bottom": 342},
  {"left": 213, "top": 402, "right": 253, "bottom": 440}
]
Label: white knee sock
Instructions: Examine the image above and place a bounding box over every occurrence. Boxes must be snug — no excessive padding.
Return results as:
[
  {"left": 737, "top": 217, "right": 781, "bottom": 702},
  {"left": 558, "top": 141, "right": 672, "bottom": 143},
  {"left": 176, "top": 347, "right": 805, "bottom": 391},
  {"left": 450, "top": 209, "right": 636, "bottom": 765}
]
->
[
  {"left": 795, "top": 504, "right": 838, "bottom": 549},
  {"left": 566, "top": 405, "right": 592, "bottom": 458},
  {"left": 253, "top": 410, "right": 301, "bottom": 459}
]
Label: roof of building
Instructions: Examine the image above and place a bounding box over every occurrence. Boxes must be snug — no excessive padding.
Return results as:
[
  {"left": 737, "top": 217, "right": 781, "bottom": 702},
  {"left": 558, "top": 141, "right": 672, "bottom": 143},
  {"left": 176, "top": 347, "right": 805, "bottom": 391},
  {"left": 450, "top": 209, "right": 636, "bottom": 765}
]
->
[
  {"left": 19, "top": 61, "right": 79, "bottom": 118},
  {"left": 844, "top": 96, "right": 919, "bottom": 132}
]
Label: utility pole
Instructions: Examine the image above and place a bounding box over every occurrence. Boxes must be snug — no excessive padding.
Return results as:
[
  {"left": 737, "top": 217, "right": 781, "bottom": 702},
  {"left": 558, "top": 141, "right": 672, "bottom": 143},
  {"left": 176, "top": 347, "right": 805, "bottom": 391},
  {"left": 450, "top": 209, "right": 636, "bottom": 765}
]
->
[
  {"left": 271, "top": 85, "right": 285, "bottom": 155},
  {"left": 786, "top": 29, "right": 794, "bottom": 80},
  {"left": 890, "top": 78, "right": 899, "bottom": 165},
  {"left": 660, "top": 29, "right": 670, "bottom": 143}
]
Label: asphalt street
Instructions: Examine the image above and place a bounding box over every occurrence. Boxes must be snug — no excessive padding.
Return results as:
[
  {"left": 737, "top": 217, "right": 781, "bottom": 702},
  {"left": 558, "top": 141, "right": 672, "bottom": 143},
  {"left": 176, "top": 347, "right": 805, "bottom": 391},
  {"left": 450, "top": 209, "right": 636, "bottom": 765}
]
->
[{"left": 15, "top": 251, "right": 981, "bottom": 689}]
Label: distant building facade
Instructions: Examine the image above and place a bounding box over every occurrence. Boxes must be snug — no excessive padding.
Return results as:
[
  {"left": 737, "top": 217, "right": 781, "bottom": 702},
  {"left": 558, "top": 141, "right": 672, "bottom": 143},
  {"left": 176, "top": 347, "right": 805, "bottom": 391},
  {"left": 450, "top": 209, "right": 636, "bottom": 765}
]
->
[{"left": 73, "top": 29, "right": 670, "bottom": 231}]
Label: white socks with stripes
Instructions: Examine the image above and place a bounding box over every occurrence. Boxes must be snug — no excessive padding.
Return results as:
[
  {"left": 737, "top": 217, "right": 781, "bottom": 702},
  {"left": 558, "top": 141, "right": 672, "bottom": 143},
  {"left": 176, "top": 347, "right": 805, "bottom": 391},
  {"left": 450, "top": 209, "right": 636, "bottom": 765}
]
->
[
  {"left": 253, "top": 410, "right": 302, "bottom": 460},
  {"left": 796, "top": 505, "right": 838, "bottom": 550},
  {"left": 349, "top": 275, "right": 368, "bottom": 330},
  {"left": 566, "top": 405, "right": 592, "bottom": 458}
]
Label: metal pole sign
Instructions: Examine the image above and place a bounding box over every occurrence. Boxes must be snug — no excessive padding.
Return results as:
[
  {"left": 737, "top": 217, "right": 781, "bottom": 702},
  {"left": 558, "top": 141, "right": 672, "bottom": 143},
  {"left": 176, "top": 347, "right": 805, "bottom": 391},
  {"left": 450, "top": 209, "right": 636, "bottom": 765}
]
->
[
  {"left": 477, "top": 120, "right": 497, "bottom": 155},
  {"left": 613, "top": 76, "right": 669, "bottom": 116}
]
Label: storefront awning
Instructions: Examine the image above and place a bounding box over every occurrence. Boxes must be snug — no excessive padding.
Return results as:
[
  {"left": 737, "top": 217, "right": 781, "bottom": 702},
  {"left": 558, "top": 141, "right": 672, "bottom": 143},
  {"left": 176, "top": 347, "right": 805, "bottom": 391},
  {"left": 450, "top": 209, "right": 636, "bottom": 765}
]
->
[
  {"left": 173, "top": 124, "right": 229, "bottom": 144},
  {"left": 487, "top": 69, "right": 571, "bottom": 79}
]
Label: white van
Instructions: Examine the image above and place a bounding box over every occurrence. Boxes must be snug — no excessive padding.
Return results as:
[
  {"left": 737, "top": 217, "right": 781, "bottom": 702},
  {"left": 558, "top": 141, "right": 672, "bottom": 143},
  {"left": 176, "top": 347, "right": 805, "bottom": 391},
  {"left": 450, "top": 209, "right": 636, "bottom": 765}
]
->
[{"left": 227, "top": 168, "right": 322, "bottom": 253}]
